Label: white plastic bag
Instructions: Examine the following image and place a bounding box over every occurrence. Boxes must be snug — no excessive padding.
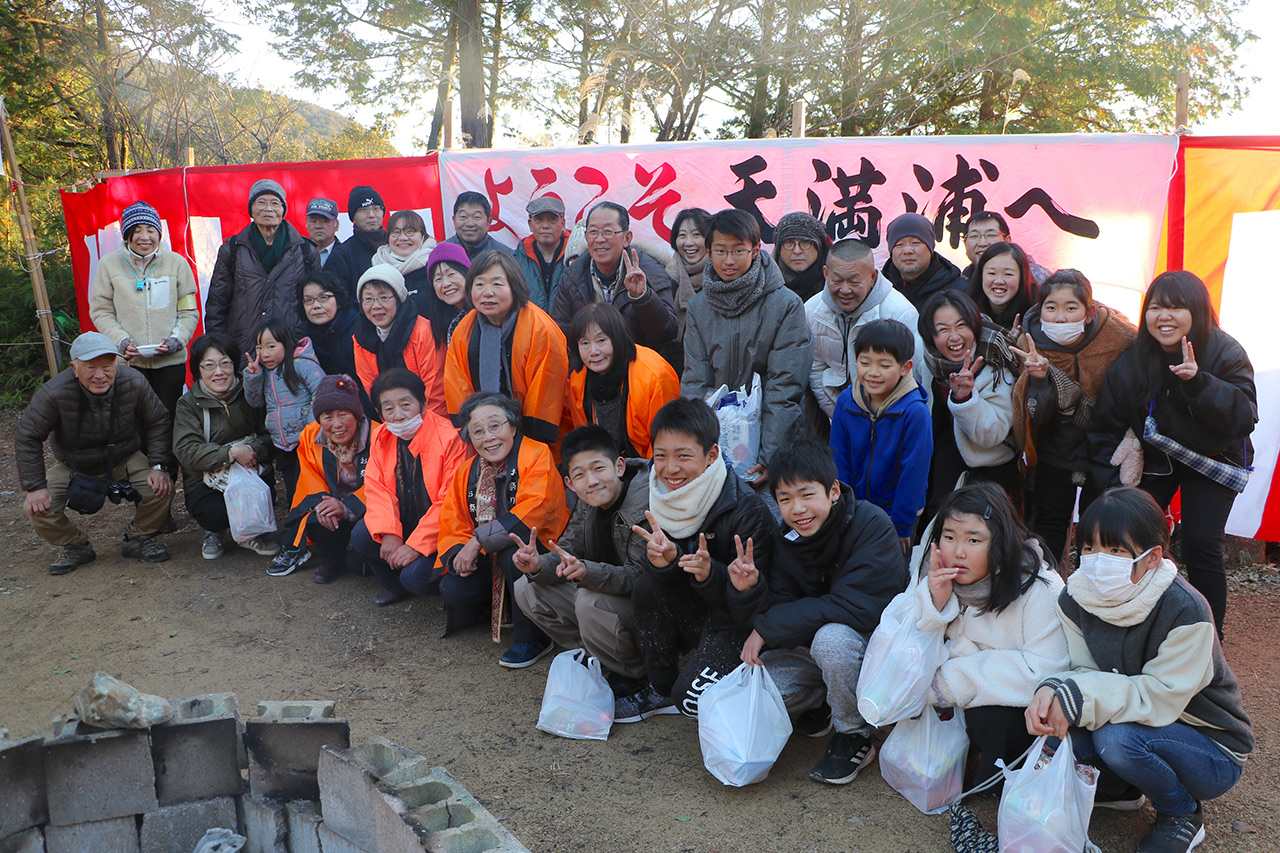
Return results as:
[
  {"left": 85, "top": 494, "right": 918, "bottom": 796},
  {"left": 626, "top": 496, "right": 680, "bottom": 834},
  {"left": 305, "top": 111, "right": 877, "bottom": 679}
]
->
[
  {"left": 856, "top": 584, "right": 947, "bottom": 727},
  {"left": 879, "top": 706, "right": 969, "bottom": 815},
  {"left": 999, "top": 735, "right": 1099, "bottom": 853},
  {"left": 707, "top": 374, "right": 762, "bottom": 479},
  {"left": 224, "top": 462, "right": 276, "bottom": 543},
  {"left": 698, "top": 663, "right": 793, "bottom": 787},
  {"left": 536, "top": 650, "right": 614, "bottom": 741}
]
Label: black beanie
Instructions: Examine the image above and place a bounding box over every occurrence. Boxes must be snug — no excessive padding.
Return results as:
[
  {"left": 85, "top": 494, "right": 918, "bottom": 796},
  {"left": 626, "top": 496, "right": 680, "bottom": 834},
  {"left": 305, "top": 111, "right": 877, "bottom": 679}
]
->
[{"left": 348, "top": 185, "right": 385, "bottom": 215}]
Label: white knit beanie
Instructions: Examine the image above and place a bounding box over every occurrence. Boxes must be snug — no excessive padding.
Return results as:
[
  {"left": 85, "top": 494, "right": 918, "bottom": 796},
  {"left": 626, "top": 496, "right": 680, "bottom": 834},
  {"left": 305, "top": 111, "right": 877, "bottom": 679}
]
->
[{"left": 357, "top": 263, "right": 409, "bottom": 303}]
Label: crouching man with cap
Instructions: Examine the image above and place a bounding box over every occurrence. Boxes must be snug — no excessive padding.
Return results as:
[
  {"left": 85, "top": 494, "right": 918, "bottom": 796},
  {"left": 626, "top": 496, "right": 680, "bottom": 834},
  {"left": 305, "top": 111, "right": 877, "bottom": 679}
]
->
[{"left": 16, "top": 332, "right": 174, "bottom": 574}]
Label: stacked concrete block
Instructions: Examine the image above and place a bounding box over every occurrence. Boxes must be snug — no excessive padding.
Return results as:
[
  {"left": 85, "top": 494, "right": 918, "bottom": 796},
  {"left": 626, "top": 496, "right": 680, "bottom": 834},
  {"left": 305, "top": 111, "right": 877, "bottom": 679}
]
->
[
  {"left": 151, "top": 693, "right": 243, "bottom": 806},
  {"left": 244, "top": 701, "right": 349, "bottom": 801},
  {"left": 42, "top": 728, "right": 157, "bottom": 827},
  {"left": 0, "top": 732, "right": 48, "bottom": 839},
  {"left": 138, "top": 797, "right": 236, "bottom": 853},
  {"left": 236, "top": 796, "right": 287, "bottom": 853},
  {"left": 283, "top": 801, "right": 322, "bottom": 853},
  {"left": 0, "top": 828, "right": 44, "bottom": 853},
  {"left": 45, "top": 817, "right": 139, "bottom": 853}
]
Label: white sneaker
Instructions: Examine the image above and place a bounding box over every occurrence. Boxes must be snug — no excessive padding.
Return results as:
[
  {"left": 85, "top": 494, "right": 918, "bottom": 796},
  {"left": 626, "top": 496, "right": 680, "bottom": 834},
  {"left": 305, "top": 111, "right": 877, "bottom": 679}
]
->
[
  {"left": 201, "top": 531, "right": 225, "bottom": 560},
  {"left": 238, "top": 534, "right": 281, "bottom": 557}
]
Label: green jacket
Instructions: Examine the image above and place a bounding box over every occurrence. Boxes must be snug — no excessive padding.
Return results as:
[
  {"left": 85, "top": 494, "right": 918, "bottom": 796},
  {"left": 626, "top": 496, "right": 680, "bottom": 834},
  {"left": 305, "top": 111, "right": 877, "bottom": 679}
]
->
[{"left": 172, "top": 379, "right": 273, "bottom": 485}]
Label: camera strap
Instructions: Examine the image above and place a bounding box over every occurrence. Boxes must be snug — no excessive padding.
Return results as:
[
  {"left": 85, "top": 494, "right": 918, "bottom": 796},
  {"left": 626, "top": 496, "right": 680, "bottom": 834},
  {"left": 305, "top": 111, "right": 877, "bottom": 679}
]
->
[{"left": 75, "top": 386, "right": 120, "bottom": 479}]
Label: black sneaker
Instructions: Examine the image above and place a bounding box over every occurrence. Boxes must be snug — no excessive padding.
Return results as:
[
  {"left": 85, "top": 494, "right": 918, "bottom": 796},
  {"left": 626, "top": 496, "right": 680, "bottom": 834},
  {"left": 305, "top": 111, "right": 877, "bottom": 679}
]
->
[
  {"left": 498, "top": 637, "right": 554, "bottom": 669},
  {"left": 810, "top": 731, "right": 877, "bottom": 785},
  {"left": 794, "top": 703, "right": 834, "bottom": 738},
  {"left": 1095, "top": 782, "right": 1147, "bottom": 811},
  {"left": 122, "top": 535, "right": 169, "bottom": 563},
  {"left": 49, "top": 543, "right": 96, "bottom": 575},
  {"left": 614, "top": 684, "right": 680, "bottom": 723},
  {"left": 267, "top": 546, "right": 310, "bottom": 577},
  {"left": 1137, "top": 808, "right": 1205, "bottom": 853}
]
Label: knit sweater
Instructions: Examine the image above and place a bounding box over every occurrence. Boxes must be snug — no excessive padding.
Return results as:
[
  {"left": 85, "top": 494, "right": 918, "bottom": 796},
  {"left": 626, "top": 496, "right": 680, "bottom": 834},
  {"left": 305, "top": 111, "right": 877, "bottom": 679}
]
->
[{"left": 88, "top": 250, "right": 199, "bottom": 369}]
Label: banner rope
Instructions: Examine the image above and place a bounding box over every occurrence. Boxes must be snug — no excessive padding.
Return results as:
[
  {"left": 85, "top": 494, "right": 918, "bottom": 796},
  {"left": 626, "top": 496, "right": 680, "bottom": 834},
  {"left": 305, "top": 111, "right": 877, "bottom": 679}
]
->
[{"left": 2, "top": 170, "right": 96, "bottom": 193}]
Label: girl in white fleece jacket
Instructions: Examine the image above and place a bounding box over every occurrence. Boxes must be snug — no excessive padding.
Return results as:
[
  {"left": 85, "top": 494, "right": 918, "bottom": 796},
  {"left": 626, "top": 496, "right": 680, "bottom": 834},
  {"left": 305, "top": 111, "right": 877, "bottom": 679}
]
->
[{"left": 915, "top": 482, "right": 1069, "bottom": 789}]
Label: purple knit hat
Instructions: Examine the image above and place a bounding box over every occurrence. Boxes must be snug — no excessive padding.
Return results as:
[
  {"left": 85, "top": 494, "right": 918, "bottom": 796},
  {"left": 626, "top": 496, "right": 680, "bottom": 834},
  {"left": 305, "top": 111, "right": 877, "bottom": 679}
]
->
[
  {"left": 427, "top": 241, "right": 471, "bottom": 280},
  {"left": 312, "top": 375, "right": 363, "bottom": 418}
]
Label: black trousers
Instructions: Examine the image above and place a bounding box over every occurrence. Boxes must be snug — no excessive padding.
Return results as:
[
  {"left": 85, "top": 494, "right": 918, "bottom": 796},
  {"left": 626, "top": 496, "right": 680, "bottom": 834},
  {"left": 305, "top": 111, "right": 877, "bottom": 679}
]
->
[
  {"left": 631, "top": 569, "right": 750, "bottom": 717},
  {"left": 185, "top": 481, "right": 229, "bottom": 533},
  {"left": 1140, "top": 459, "right": 1237, "bottom": 636},
  {"left": 138, "top": 363, "right": 187, "bottom": 470},
  {"left": 440, "top": 547, "right": 547, "bottom": 644},
  {"left": 1028, "top": 463, "right": 1100, "bottom": 566},
  {"left": 965, "top": 705, "right": 1036, "bottom": 791}
]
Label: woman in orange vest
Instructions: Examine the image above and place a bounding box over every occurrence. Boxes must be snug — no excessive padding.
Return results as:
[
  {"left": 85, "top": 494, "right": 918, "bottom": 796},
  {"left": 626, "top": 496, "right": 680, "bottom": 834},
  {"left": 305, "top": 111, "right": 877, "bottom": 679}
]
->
[
  {"left": 351, "top": 264, "right": 446, "bottom": 417},
  {"left": 437, "top": 392, "right": 569, "bottom": 668},
  {"left": 566, "top": 302, "right": 680, "bottom": 458},
  {"left": 444, "top": 251, "right": 568, "bottom": 446},
  {"left": 352, "top": 368, "right": 468, "bottom": 607},
  {"left": 269, "top": 375, "right": 373, "bottom": 583}
]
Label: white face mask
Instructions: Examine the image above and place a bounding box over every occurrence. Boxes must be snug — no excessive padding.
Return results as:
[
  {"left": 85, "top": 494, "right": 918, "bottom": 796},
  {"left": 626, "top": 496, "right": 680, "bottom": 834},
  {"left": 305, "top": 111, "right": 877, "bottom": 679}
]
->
[
  {"left": 384, "top": 415, "right": 422, "bottom": 440},
  {"left": 1041, "top": 318, "right": 1086, "bottom": 346},
  {"left": 1078, "top": 547, "right": 1155, "bottom": 601}
]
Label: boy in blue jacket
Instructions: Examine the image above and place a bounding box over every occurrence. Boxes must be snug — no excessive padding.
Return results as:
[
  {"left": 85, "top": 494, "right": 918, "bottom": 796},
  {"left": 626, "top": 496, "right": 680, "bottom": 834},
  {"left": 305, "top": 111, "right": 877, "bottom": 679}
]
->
[{"left": 829, "top": 319, "right": 931, "bottom": 553}]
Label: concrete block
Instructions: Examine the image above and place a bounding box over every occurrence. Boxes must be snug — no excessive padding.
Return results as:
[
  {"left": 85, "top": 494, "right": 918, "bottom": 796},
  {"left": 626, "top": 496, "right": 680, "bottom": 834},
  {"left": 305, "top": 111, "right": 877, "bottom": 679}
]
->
[
  {"left": 244, "top": 703, "right": 348, "bottom": 801},
  {"left": 284, "top": 801, "right": 322, "bottom": 853},
  {"left": 238, "top": 796, "right": 287, "bottom": 853},
  {"left": 0, "top": 828, "right": 44, "bottom": 853},
  {"left": 151, "top": 693, "right": 243, "bottom": 805},
  {"left": 317, "top": 737, "right": 429, "bottom": 851},
  {"left": 139, "top": 797, "right": 237, "bottom": 853},
  {"left": 403, "top": 768, "right": 528, "bottom": 853},
  {"left": 44, "top": 817, "right": 139, "bottom": 853},
  {"left": 315, "top": 823, "right": 368, "bottom": 853},
  {"left": 0, "top": 734, "right": 47, "bottom": 838},
  {"left": 42, "top": 729, "right": 157, "bottom": 826}
]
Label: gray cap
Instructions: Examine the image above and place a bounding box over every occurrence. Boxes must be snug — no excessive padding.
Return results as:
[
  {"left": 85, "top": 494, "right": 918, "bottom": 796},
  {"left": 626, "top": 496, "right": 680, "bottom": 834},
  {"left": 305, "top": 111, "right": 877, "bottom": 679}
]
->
[
  {"left": 70, "top": 332, "right": 118, "bottom": 362},
  {"left": 307, "top": 198, "right": 339, "bottom": 220},
  {"left": 526, "top": 196, "right": 565, "bottom": 217}
]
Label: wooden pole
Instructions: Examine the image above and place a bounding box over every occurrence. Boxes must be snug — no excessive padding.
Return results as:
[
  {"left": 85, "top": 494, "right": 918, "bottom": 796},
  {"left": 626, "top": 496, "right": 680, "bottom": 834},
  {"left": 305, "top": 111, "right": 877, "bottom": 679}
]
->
[
  {"left": 1175, "top": 70, "right": 1190, "bottom": 132},
  {"left": 443, "top": 99, "right": 454, "bottom": 149},
  {"left": 792, "top": 99, "right": 806, "bottom": 138},
  {"left": 0, "top": 96, "right": 60, "bottom": 377}
]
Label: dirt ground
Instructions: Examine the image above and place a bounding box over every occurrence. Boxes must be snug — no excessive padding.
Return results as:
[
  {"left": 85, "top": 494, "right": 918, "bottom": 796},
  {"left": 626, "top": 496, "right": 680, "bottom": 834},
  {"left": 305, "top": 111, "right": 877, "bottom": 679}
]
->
[{"left": 1, "top": 410, "right": 1276, "bottom": 852}]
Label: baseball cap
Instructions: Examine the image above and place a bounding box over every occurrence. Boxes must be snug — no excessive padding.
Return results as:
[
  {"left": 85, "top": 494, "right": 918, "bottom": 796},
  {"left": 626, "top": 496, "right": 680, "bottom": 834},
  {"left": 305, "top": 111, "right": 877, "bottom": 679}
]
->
[
  {"left": 70, "top": 332, "right": 118, "bottom": 362},
  {"left": 307, "top": 198, "right": 339, "bottom": 221}
]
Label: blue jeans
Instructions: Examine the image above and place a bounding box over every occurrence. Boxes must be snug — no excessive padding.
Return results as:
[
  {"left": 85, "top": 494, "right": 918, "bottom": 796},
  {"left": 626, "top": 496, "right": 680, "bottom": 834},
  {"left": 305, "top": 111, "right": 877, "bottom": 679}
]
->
[
  {"left": 1070, "top": 721, "right": 1243, "bottom": 816},
  {"left": 351, "top": 521, "right": 438, "bottom": 595}
]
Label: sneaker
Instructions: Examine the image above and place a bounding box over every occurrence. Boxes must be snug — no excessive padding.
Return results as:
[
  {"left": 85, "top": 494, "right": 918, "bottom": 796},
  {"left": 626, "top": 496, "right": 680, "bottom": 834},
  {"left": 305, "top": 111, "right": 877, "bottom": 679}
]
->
[
  {"left": 373, "top": 588, "right": 411, "bottom": 607},
  {"left": 498, "top": 638, "right": 553, "bottom": 669},
  {"left": 237, "top": 534, "right": 281, "bottom": 557},
  {"left": 795, "top": 703, "right": 834, "bottom": 738},
  {"left": 810, "top": 732, "right": 877, "bottom": 785},
  {"left": 201, "top": 531, "right": 225, "bottom": 560},
  {"left": 1095, "top": 783, "right": 1147, "bottom": 811},
  {"left": 49, "top": 543, "right": 96, "bottom": 575},
  {"left": 122, "top": 535, "right": 170, "bottom": 563},
  {"left": 1137, "top": 807, "right": 1205, "bottom": 853},
  {"left": 614, "top": 684, "right": 680, "bottom": 723},
  {"left": 267, "top": 546, "right": 309, "bottom": 577}
]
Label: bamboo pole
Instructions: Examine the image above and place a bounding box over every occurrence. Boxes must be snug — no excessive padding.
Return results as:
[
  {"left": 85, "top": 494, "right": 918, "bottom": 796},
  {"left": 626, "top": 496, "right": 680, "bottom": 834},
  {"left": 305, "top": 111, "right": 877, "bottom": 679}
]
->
[
  {"left": 0, "top": 96, "right": 60, "bottom": 377},
  {"left": 1175, "top": 70, "right": 1190, "bottom": 132}
]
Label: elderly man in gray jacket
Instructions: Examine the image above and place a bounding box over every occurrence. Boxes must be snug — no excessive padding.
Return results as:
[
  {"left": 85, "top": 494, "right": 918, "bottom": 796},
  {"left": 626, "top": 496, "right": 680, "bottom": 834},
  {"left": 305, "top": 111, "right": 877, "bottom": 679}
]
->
[{"left": 16, "top": 332, "right": 173, "bottom": 574}]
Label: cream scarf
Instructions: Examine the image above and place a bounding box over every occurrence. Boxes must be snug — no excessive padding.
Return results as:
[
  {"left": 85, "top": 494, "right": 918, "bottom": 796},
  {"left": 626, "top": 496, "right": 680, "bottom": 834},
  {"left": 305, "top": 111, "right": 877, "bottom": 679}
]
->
[
  {"left": 1067, "top": 558, "right": 1179, "bottom": 627},
  {"left": 373, "top": 241, "right": 436, "bottom": 277},
  {"left": 648, "top": 455, "right": 727, "bottom": 539}
]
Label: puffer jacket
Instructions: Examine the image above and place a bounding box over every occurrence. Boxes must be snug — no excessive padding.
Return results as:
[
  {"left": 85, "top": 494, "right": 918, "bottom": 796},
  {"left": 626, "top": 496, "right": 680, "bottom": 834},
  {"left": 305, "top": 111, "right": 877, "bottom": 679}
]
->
[
  {"left": 204, "top": 221, "right": 319, "bottom": 357},
  {"left": 172, "top": 377, "right": 272, "bottom": 485},
  {"left": 754, "top": 489, "right": 906, "bottom": 649},
  {"left": 15, "top": 366, "right": 170, "bottom": 490},
  {"left": 805, "top": 274, "right": 925, "bottom": 416},
  {"left": 244, "top": 338, "right": 327, "bottom": 451},
  {"left": 645, "top": 462, "right": 777, "bottom": 632},
  {"left": 1088, "top": 328, "right": 1256, "bottom": 488},
  {"left": 552, "top": 250, "right": 681, "bottom": 369},
  {"left": 682, "top": 252, "right": 813, "bottom": 469},
  {"left": 88, "top": 250, "right": 199, "bottom": 369},
  {"left": 882, "top": 251, "right": 965, "bottom": 312}
]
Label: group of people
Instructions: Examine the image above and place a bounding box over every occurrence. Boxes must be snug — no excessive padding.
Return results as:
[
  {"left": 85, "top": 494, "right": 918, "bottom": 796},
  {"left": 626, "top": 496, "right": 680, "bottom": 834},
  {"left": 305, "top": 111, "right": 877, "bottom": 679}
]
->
[{"left": 16, "top": 177, "right": 1257, "bottom": 853}]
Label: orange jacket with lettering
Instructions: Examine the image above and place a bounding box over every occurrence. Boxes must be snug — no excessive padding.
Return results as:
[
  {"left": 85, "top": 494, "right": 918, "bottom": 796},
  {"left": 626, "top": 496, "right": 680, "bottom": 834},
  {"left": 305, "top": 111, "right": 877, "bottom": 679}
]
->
[
  {"left": 437, "top": 434, "right": 569, "bottom": 570},
  {"left": 353, "top": 314, "right": 447, "bottom": 417},
  {"left": 362, "top": 410, "right": 469, "bottom": 557},
  {"left": 444, "top": 304, "right": 568, "bottom": 446},
  {"left": 565, "top": 344, "right": 680, "bottom": 458}
]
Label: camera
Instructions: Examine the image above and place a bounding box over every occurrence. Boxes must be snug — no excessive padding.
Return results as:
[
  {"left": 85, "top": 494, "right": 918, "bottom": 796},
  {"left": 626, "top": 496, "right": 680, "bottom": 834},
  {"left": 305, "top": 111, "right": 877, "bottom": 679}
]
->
[{"left": 107, "top": 480, "right": 141, "bottom": 505}]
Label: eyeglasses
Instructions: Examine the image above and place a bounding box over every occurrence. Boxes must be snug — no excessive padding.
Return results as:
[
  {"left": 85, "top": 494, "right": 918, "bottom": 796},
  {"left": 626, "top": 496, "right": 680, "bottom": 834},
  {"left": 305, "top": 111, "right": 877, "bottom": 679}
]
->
[
  {"left": 361, "top": 294, "right": 398, "bottom": 307},
  {"left": 469, "top": 421, "right": 513, "bottom": 438},
  {"left": 710, "top": 248, "right": 753, "bottom": 259},
  {"left": 252, "top": 199, "right": 283, "bottom": 211},
  {"left": 586, "top": 228, "right": 624, "bottom": 240},
  {"left": 780, "top": 239, "right": 815, "bottom": 252},
  {"left": 302, "top": 293, "right": 335, "bottom": 307},
  {"left": 389, "top": 228, "right": 421, "bottom": 238},
  {"left": 199, "top": 359, "right": 234, "bottom": 372},
  {"left": 965, "top": 229, "right": 1005, "bottom": 241}
]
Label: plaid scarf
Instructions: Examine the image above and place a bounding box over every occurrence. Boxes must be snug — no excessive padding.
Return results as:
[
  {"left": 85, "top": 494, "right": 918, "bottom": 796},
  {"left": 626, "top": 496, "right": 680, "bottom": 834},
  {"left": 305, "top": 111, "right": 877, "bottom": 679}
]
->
[
  {"left": 922, "top": 318, "right": 1016, "bottom": 388},
  {"left": 1143, "top": 414, "right": 1250, "bottom": 493}
]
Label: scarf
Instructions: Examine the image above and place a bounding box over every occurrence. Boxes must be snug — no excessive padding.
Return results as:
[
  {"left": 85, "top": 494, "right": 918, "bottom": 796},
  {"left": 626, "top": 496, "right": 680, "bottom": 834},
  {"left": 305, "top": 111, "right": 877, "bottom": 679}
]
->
[
  {"left": 780, "top": 490, "right": 848, "bottom": 574},
  {"left": 474, "top": 459, "right": 500, "bottom": 525},
  {"left": 395, "top": 438, "right": 428, "bottom": 538},
  {"left": 1067, "top": 557, "right": 1178, "bottom": 627},
  {"left": 373, "top": 242, "right": 434, "bottom": 277},
  {"left": 703, "top": 253, "right": 766, "bottom": 319},
  {"left": 321, "top": 416, "right": 368, "bottom": 478},
  {"left": 354, "top": 228, "right": 389, "bottom": 252},
  {"left": 589, "top": 261, "right": 620, "bottom": 303},
  {"left": 585, "top": 358, "right": 628, "bottom": 404},
  {"left": 197, "top": 377, "right": 241, "bottom": 403},
  {"left": 922, "top": 317, "right": 1015, "bottom": 388},
  {"left": 353, "top": 299, "right": 416, "bottom": 374},
  {"left": 670, "top": 256, "right": 707, "bottom": 315},
  {"left": 952, "top": 575, "right": 992, "bottom": 611},
  {"left": 647, "top": 455, "right": 727, "bottom": 539},
  {"left": 248, "top": 224, "right": 287, "bottom": 274},
  {"left": 477, "top": 309, "right": 519, "bottom": 395},
  {"left": 780, "top": 259, "right": 825, "bottom": 302}
]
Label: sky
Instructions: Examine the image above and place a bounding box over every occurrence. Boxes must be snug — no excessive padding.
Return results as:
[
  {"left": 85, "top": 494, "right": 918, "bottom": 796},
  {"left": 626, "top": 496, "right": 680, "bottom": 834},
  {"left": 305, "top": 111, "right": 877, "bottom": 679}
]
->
[{"left": 218, "top": 2, "right": 1280, "bottom": 154}]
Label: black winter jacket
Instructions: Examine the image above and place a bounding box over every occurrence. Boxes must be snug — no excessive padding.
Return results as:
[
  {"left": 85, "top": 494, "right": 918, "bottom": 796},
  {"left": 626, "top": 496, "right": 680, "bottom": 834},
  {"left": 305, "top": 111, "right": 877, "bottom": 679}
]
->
[
  {"left": 328, "top": 228, "right": 387, "bottom": 296},
  {"left": 646, "top": 464, "right": 776, "bottom": 632},
  {"left": 1088, "top": 328, "right": 1256, "bottom": 489},
  {"left": 754, "top": 489, "right": 906, "bottom": 648},
  {"left": 882, "top": 251, "right": 965, "bottom": 312}
]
